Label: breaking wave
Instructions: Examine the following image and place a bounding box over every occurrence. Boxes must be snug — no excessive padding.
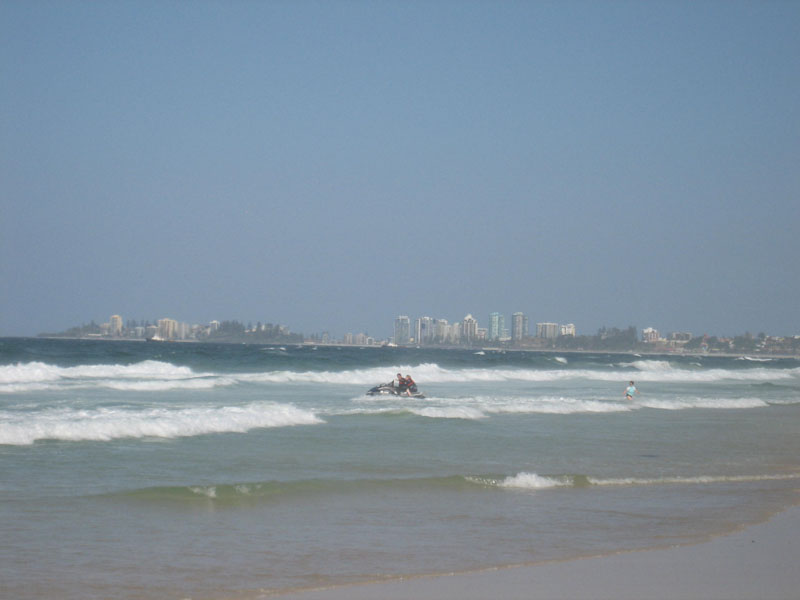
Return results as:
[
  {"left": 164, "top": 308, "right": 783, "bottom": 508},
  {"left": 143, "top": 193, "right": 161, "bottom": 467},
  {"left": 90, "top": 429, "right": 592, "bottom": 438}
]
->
[
  {"left": 234, "top": 361, "right": 800, "bottom": 385},
  {"left": 3, "top": 359, "right": 799, "bottom": 395},
  {"left": 342, "top": 394, "right": 634, "bottom": 420},
  {"left": 495, "top": 472, "right": 574, "bottom": 489},
  {"left": 0, "top": 402, "right": 322, "bottom": 445},
  {"left": 0, "top": 360, "right": 197, "bottom": 383},
  {"left": 340, "top": 393, "right": 778, "bottom": 419},
  {"left": 636, "top": 396, "right": 768, "bottom": 410},
  {"left": 96, "top": 470, "right": 800, "bottom": 506},
  {"left": 0, "top": 360, "right": 232, "bottom": 394},
  {"left": 480, "top": 471, "right": 800, "bottom": 490}
]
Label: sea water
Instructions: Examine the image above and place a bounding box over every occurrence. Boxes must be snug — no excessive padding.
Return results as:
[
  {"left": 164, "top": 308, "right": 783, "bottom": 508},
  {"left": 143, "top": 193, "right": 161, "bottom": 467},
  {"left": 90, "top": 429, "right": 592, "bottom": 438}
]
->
[{"left": 1, "top": 338, "right": 799, "bottom": 599}]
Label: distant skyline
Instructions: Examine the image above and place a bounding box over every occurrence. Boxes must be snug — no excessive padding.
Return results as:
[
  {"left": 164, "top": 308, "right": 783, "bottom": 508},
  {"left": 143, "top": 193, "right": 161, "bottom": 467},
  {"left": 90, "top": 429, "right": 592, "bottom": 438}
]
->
[
  {"left": 34, "top": 308, "right": 795, "bottom": 344},
  {"left": 2, "top": 1, "right": 799, "bottom": 339}
]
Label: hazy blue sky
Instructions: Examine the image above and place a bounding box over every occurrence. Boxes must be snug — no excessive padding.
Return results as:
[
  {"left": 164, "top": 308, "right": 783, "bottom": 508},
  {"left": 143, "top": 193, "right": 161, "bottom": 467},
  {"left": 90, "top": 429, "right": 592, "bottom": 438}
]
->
[{"left": 2, "top": 1, "right": 798, "bottom": 339}]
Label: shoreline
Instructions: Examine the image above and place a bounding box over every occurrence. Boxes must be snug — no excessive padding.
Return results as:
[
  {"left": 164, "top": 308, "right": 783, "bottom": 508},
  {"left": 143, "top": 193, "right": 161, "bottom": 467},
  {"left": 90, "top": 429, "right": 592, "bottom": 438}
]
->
[{"left": 273, "top": 503, "right": 800, "bottom": 600}]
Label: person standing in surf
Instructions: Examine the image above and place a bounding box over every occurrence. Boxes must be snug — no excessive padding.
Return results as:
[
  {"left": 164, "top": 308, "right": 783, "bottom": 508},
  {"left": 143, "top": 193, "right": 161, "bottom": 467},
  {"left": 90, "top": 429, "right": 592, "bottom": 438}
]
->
[{"left": 625, "top": 381, "right": 638, "bottom": 401}]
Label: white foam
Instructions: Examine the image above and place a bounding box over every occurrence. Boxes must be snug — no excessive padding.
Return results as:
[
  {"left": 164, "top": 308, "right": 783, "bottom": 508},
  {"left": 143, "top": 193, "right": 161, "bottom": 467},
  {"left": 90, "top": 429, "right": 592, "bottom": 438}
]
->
[
  {"left": 487, "top": 471, "right": 800, "bottom": 491},
  {"left": 477, "top": 396, "right": 631, "bottom": 415},
  {"left": 345, "top": 390, "right": 776, "bottom": 418},
  {"left": 334, "top": 401, "right": 487, "bottom": 420},
  {"left": 587, "top": 473, "right": 800, "bottom": 487},
  {"left": 0, "top": 360, "right": 198, "bottom": 383},
  {"left": 410, "top": 406, "right": 487, "bottom": 420},
  {"left": 0, "top": 361, "right": 62, "bottom": 384},
  {"left": 637, "top": 397, "right": 769, "bottom": 410},
  {"left": 345, "top": 395, "right": 632, "bottom": 419},
  {"left": 101, "top": 377, "right": 236, "bottom": 392},
  {"left": 0, "top": 402, "right": 323, "bottom": 445},
  {"left": 4, "top": 360, "right": 798, "bottom": 395},
  {"left": 189, "top": 486, "right": 217, "bottom": 498},
  {"left": 0, "top": 360, "right": 229, "bottom": 394},
  {"left": 0, "top": 382, "right": 57, "bottom": 394},
  {"left": 629, "top": 360, "right": 674, "bottom": 371},
  {"left": 239, "top": 363, "right": 456, "bottom": 385},
  {"left": 497, "top": 472, "right": 571, "bottom": 489}
]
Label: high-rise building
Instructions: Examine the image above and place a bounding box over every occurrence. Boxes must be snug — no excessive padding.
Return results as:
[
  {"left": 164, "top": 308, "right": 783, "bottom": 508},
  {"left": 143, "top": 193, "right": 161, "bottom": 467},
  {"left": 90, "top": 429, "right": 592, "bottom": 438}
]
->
[
  {"left": 560, "top": 323, "right": 576, "bottom": 337},
  {"left": 176, "top": 321, "right": 190, "bottom": 340},
  {"left": 461, "top": 314, "right": 478, "bottom": 343},
  {"left": 419, "top": 316, "right": 434, "bottom": 344},
  {"left": 511, "top": 312, "right": 528, "bottom": 342},
  {"left": 414, "top": 317, "right": 435, "bottom": 345},
  {"left": 537, "top": 322, "right": 560, "bottom": 339},
  {"left": 449, "top": 322, "right": 460, "bottom": 343},
  {"left": 158, "top": 318, "right": 178, "bottom": 340},
  {"left": 394, "top": 315, "right": 411, "bottom": 345},
  {"left": 109, "top": 315, "right": 123, "bottom": 337},
  {"left": 488, "top": 312, "right": 504, "bottom": 341},
  {"left": 434, "top": 319, "right": 450, "bottom": 344}
]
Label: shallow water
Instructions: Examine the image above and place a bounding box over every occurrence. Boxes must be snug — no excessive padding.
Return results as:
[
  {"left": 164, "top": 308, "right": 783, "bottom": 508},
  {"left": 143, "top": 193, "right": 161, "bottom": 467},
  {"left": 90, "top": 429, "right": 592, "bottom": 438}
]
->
[{"left": 2, "top": 339, "right": 799, "bottom": 599}]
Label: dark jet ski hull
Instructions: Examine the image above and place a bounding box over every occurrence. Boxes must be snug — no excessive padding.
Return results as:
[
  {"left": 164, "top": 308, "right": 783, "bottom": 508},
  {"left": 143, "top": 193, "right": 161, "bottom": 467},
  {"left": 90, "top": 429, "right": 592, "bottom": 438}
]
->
[{"left": 366, "top": 383, "right": 425, "bottom": 399}]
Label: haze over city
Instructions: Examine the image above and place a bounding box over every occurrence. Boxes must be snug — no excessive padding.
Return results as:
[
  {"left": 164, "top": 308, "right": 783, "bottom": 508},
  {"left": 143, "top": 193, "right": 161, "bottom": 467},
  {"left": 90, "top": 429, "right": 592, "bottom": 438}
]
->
[{"left": 2, "top": 1, "right": 799, "bottom": 339}]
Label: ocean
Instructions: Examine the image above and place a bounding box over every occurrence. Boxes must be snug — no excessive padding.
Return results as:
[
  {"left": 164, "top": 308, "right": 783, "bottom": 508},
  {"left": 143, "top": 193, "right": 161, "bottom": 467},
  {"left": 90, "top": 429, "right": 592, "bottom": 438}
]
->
[{"left": 2, "top": 337, "right": 799, "bottom": 599}]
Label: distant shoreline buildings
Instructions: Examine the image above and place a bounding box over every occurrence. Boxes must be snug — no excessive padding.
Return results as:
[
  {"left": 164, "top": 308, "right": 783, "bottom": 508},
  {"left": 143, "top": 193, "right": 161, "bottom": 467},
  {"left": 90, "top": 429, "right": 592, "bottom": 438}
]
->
[
  {"left": 45, "top": 316, "right": 301, "bottom": 344},
  {"left": 40, "top": 312, "right": 800, "bottom": 356},
  {"left": 391, "top": 312, "right": 576, "bottom": 349}
]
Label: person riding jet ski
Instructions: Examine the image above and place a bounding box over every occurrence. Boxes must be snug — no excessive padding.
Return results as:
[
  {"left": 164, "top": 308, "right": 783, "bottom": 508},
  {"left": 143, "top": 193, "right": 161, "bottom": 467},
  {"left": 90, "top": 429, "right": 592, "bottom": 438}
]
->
[
  {"left": 367, "top": 373, "right": 424, "bottom": 398},
  {"left": 402, "top": 374, "right": 417, "bottom": 396},
  {"left": 395, "top": 372, "right": 406, "bottom": 391}
]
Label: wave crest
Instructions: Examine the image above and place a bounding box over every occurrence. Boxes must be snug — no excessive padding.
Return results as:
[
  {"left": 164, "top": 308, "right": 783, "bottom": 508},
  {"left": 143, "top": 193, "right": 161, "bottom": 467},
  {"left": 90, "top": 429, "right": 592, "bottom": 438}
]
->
[
  {"left": 4, "top": 359, "right": 799, "bottom": 395},
  {"left": 496, "top": 472, "right": 573, "bottom": 489},
  {"left": 0, "top": 402, "right": 322, "bottom": 445},
  {"left": 480, "top": 471, "right": 800, "bottom": 491}
]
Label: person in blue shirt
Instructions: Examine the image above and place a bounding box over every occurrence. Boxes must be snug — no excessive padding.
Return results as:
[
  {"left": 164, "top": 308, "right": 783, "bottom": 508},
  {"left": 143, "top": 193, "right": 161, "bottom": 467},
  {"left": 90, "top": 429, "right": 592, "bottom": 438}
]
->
[{"left": 625, "top": 381, "right": 638, "bottom": 400}]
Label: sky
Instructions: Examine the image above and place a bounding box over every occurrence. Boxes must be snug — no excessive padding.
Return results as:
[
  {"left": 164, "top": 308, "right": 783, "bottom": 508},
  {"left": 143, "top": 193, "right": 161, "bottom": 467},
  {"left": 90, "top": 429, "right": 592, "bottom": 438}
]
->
[{"left": 1, "top": 1, "right": 799, "bottom": 339}]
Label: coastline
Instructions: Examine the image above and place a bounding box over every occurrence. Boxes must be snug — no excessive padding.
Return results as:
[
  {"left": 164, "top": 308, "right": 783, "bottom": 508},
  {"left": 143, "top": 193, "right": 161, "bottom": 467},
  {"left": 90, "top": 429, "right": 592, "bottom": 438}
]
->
[{"left": 273, "top": 503, "right": 800, "bottom": 600}]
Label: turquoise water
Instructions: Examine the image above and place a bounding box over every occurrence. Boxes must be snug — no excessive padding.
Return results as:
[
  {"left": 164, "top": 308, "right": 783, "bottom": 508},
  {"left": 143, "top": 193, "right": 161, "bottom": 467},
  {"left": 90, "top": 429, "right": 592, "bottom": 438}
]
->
[{"left": 2, "top": 338, "right": 799, "bottom": 599}]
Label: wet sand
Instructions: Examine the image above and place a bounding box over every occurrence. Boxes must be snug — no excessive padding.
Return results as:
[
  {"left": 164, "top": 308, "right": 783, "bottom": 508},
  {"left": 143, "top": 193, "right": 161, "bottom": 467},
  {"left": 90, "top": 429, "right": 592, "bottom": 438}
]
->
[{"left": 275, "top": 505, "right": 799, "bottom": 600}]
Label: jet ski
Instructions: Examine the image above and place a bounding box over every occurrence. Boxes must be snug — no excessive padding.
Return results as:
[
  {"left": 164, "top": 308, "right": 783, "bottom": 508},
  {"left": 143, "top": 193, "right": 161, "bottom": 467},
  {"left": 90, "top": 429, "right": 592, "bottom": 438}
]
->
[{"left": 366, "top": 382, "right": 425, "bottom": 399}]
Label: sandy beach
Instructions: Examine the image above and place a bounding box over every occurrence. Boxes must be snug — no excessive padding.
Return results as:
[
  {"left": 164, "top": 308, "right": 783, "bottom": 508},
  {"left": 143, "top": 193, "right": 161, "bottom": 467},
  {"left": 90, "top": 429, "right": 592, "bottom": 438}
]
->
[{"left": 276, "top": 505, "right": 800, "bottom": 600}]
